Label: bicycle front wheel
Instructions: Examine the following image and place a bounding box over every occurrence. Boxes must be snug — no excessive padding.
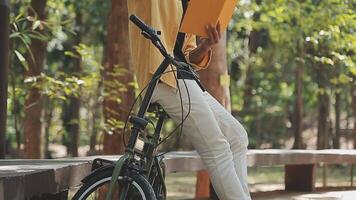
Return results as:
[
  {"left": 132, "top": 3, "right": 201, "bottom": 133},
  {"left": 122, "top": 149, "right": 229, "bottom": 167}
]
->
[{"left": 72, "top": 169, "right": 156, "bottom": 200}]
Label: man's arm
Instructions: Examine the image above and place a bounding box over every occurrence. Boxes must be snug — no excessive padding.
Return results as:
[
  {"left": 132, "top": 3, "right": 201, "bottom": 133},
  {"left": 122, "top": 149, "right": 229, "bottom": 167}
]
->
[{"left": 183, "top": 22, "right": 222, "bottom": 69}]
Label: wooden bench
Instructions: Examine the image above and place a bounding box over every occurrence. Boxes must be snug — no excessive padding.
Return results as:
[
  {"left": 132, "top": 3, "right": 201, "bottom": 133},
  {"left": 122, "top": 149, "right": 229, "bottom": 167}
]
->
[{"left": 1, "top": 149, "right": 356, "bottom": 199}]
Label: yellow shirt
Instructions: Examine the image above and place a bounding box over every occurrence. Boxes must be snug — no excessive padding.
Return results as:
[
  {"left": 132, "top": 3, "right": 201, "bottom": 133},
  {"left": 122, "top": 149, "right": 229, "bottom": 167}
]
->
[{"left": 127, "top": 0, "right": 212, "bottom": 90}]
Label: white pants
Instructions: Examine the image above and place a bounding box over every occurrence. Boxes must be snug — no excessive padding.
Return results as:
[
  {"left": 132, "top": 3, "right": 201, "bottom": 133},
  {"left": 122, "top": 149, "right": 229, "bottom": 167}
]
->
[{"left": 151, "top": 79, "right": 251, "bottom": 200}]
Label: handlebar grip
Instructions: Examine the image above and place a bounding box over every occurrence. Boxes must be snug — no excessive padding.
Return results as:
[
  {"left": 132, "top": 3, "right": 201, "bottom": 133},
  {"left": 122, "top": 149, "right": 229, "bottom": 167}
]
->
[{"left": 129, "top": 14, "right": 154, "bottom": 35}]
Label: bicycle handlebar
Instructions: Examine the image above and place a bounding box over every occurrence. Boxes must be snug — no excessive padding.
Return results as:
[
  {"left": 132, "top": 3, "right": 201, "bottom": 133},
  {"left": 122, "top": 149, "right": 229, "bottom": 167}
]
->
[
  {"left": 129, "top": 14, "right": 185, "bottom": 70},
  {"left": 129, "top": 14, "right": 160, "bottom": 41}
]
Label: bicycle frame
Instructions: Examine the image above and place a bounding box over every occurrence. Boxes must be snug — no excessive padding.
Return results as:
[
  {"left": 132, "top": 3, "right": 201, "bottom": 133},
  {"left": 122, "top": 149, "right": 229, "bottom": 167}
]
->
[
  {"left": 102, "top": 14, "right": 184, "bottom": 200},
  {"left": 105, "top": 57, "right": 172, "bottom": 200}
]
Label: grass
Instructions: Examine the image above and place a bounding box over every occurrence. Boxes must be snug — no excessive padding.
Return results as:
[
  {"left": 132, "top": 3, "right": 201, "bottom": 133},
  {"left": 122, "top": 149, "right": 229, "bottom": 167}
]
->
[
  {"left": 166, "top": 164, "right": 356, "bottom": 199},
  {"left": 68, "top": 164, "right": 355, "bottom": 199},
  {"left": 166, "top": 172, "right": 197, "bottom": 200}
]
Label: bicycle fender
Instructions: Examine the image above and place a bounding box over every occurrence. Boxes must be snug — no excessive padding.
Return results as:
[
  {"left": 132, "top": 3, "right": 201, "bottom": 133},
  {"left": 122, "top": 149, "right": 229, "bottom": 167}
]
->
[
  {"left": 81, "top": 164, "right": 114, "bottom": 184},
  {"left": 105, "top": 154, "right": 131, "bottom": 200}
]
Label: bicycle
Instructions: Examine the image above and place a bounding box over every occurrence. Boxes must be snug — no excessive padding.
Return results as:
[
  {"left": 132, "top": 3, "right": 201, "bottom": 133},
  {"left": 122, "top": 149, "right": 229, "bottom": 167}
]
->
[{"left": 72, "top": 14, "right": 194, "bottom": 200}]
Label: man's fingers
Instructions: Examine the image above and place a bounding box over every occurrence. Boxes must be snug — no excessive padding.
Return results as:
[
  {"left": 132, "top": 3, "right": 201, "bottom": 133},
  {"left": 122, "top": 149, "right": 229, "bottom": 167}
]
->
[
  {"left": 217, "top": 21, "right": 221, "bottom": 39},
  {"left": 205, "top": 22, "right": 221, "bottom": 46},
  {"left": 206, "top": 25, "right": 214, "bottom": 43},
  {"left": 210, "top": 24, "right": 219, "bottom": 43}
]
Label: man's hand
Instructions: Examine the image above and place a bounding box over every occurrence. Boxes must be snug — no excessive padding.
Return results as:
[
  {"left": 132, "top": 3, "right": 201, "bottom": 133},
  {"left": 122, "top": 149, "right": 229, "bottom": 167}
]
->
[
  {"left": 200, "top": 21, "right": 222, "bottom": 51},
  {"left": 188, "top": 21, "right": 221, "bottom": 67}
]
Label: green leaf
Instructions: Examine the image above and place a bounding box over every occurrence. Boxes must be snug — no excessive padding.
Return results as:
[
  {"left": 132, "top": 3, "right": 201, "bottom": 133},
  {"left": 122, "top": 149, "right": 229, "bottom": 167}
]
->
[
  {"left": 14, "top": 50, "right": 29, "bottom": 70},
  {"left": 32, "top": 20, "right": 41, "bottom": 30},
  {"left": 27, "top": 33, "right": 48, "bottom": 41},
  {"left": 14, "top": 12, "right": 24, "bottom": 22},
  {"left": 338, "top": 74, "right": 350, "bottom": 84},
  {"left": 14, "top": 50, "right": 25, "bottom": 62},
  {"left": 18, "top": 34, "right": 36, "bottom": 66},
  {"left": 9, "top": 32, "right": 21, "bottom": 39},
  {"left": 12, "top": 23, "right": 19, "bottom": 32},
  {"left": 350, "top": 66, "right": 356, "bottom": 75}
]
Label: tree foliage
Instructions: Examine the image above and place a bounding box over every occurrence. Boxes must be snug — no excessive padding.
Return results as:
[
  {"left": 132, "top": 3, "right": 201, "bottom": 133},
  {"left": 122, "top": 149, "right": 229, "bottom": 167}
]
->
[
  {"left": 3, "top": 0, "right": 355, "bottom": 157},
  {"left": 227, "top": 0, "right": 355, "bottom": 148}
]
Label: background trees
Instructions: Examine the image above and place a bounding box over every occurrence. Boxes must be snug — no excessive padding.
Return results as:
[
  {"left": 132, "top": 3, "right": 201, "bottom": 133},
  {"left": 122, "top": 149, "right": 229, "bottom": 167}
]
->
[
  {"left": 102, "top": 0, "right": 134, "bottom": 155},
  {"left": 23, "top": 0, "right": 47, "bottom": 159},
  {"left": 1, "top": 0, "right": 355, "bottom": 159},
  {"left": 228, "top": 0, "right": 355, "bottom": 149},
  {"left": 0, "top": 0, "right": 10, "bottom": 159}
]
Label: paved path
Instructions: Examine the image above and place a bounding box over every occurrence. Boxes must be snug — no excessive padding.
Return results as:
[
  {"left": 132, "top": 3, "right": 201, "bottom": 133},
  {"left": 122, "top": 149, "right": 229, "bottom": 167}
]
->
[{"left": 252, "top": 189, "right": 356, "bottom": 200}]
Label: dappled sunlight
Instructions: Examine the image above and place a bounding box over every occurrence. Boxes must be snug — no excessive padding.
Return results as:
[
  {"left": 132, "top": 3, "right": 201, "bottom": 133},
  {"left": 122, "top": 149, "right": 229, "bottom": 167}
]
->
[{"left": 0, "top": 0, "right": 354, "bottom": 199}]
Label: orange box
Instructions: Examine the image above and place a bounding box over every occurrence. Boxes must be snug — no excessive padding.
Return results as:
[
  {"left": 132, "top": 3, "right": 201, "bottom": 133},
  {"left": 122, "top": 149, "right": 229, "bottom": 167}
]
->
[{"left": 180, "top": 0, "right": 238, "bottom": 38}]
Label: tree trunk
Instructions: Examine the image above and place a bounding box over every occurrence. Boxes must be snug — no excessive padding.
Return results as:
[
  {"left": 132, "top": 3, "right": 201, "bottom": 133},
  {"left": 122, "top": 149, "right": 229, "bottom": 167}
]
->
[
  {"left": 62, "top": 96, "right": 80, "bottom": 156},
  {"left": 316, "top": 65, "right": 330, "bottom": 150},
  {"left": 352, "top": 77, "right": 356, "bottom": 149},
  {"left": 43, "top": 96, "right": 53, "bottom": 158},
  {"left": 8, "top": 48, "right": 21, "bottom": 151},
  {"left": 293, "top": 65, "right": 304, "bottom": 149},
  {"left": 242, "top": 29, "right": 258, "bottom": 114},
  {"left": 88, "top": 75, "right": 102, "bottom": 154},
  {"left": 196, "top": 32, "right": 230, "bottom": 198},
  {"left": 199, "top": 34, "right": 231, "bottom": 110},
  {"left": 69, "top": 10, "right": 82, "bottom": 157},
  {"left": 345, "top": 89, "right": 351, "bottom": 148},
  {"left": 0, "top": 0, "right": 10, "bottom": 159},
  {"left": 102, "top": 0, "right": 133, "bottom": 155},
  {"left": 317, "top": 94, "right": 330, "bottom": 150},
  {"left": 242, "top": 0, "right": 261, "bottom": 115},
  {"left": 60, "top": 7, "right": 82, "bottom": 157},
  {"left": 334, "top": 90, "right": 340, "bottom": 149},
  {"left": 292, "top": 46, "right": 304, "bottom": 149},
  {"left": 23, "top": 0, "right": 47, "bottom": 159},
  {"left": 89, "top": 99, "right": 100, "bottom": 153}
]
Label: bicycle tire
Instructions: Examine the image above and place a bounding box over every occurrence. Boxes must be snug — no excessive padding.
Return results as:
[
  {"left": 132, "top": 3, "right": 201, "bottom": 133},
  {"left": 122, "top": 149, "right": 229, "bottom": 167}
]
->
[{"left": 72, "top": 168, "right": 156, "bottom": 200}]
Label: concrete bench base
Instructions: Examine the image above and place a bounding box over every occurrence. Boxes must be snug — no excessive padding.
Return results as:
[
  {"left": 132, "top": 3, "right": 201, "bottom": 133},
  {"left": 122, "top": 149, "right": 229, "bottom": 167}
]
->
[
  {"left": 30, "top": 191, "right": 68, "bottom": 200},
  {"left": 285, "top": 164, "right": 316, "bottom": 191}
]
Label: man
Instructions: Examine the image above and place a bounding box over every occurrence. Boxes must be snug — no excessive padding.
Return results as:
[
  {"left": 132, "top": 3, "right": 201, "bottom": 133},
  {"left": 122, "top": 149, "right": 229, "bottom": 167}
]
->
[{"left": 128, "top": 1, "right": 251, "bottom": 199}]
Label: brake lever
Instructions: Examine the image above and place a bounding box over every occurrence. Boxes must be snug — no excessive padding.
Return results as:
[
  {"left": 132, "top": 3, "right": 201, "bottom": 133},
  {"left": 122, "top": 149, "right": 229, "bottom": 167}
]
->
[
  {"left": 141, "top": 30, "right": 161, "bottom": 41},
  {"left": 141, "top": 31, "right": 152, "bottom": 40}
]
